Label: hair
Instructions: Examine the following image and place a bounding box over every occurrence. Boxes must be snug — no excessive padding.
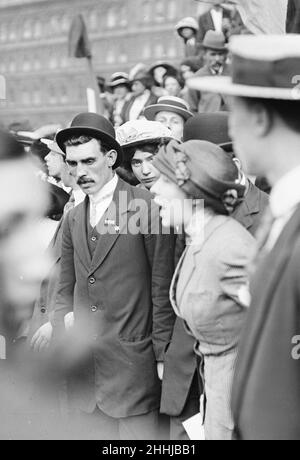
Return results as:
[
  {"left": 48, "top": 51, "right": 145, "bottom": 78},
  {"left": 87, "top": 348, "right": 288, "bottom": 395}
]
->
[
  {"left": 0, "top": 130, "right": 27, "bottom": 161},
  {"left": 122, "top": 141, "right": 163, "bottom": 172},
  {"left": 242, "top": 98, "right": 300, "bottom": 134},
  {"left": 162, "top": 74, "right": 185, "bottom": 90},
  {"left": 180, "top": 58, "right": 202, "bottom": 73},
  {"left": 64, "top": 135, "right": 112, "bottom": 154}
]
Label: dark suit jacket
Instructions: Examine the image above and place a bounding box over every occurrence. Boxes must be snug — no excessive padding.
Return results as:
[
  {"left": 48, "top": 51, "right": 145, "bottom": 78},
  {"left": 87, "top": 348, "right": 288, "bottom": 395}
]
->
[
  {"left": 232, "top": 205, "right": 300, "bottom": 440},
  {"left": 187, "top": 64, "right": 230, "bottom": 114},
  {"left": 232, "top": 180, "right": 269, "bottom": 237},
  {"left": 160, "top": 180, "right": 268, "bottom": 417},
  {"left": 121, "top": 92, "right": 158, "bottom": 124},
  {"left": 286, "top": 0, "right": 300, "bottom": 33},
  {"left": 52, "top": 178, "right": 175, "bottom": 418}
]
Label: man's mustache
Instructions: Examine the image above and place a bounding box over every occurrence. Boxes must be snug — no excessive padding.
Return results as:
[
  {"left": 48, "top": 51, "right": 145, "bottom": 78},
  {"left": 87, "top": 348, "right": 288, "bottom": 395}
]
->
[{"left": 77, "top": 178, "right": 94, "bottom": 185}]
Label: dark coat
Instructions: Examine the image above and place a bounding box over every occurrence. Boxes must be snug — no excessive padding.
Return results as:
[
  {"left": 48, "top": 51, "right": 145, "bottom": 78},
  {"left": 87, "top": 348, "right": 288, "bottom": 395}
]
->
[
  {"left": 121, "top": 92, "right": 158, "bottom": 124},
  {"left": 52, "top": 178, "right": 176, "bottom": 418},
  {"left": 232, "top": 205, "right": 300, "bottom": 440},
  {"left": 160, "top": 180, "right": 268, "bottom": 417},
  {"left": 232, "top": 180, "right": 269, "bottom": 237},
  {"left": 187, "top": 64, "right": 230, "bottom": 114}
]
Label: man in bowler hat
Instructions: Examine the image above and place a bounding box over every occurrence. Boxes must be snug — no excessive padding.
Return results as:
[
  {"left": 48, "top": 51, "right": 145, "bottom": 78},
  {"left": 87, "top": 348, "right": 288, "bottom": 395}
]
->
[
  {"left": 189, "top": 33, "right": 300, "bottom": 440},
  {"left": 52, "top": 113, "right": 175, "bottom": 440},
  {"left": 187, "top": 30, "right": 229, "bottom": 113}
]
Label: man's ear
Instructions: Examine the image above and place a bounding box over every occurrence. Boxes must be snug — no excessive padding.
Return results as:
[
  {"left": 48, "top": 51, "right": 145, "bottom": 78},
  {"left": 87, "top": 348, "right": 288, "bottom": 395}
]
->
[
  {"left": 106, "top": 150, "right": 118, "bottom": 168},
  {"left": 251, "top": 102, "right": 273, "bottom": 138}
]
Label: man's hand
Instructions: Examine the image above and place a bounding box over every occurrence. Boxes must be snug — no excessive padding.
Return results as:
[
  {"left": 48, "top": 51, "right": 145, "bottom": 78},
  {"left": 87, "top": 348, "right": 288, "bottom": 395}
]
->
[
  {"left": 31, "top": 322, "right": 53, "bottom": 352},
  {"left": 64, "top": 312, "right": 75, "bottom": 331},
  {"left": 157, "top": 362, "right": 164, "bottom": 381}
]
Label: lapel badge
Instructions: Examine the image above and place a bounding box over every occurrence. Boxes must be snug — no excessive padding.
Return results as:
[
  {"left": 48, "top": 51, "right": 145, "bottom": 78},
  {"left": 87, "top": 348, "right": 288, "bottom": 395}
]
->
[{"left": 105, "top": 219, "right": 120, "bottom": 233}]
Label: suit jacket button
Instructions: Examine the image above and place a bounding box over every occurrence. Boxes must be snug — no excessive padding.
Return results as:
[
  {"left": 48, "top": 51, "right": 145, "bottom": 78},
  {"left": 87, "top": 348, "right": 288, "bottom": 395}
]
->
[
  {"left": 40, "top": 307, "right": 46, "bottom": 314},
  {"left": 89, "top": 277, "right": 96, "bottom": 285},
  {"left": 91, "top": 236, "right": 97, "bottom": 242},
  {"left": 91, "top": 306, "right": 98, "bottom": 312}
]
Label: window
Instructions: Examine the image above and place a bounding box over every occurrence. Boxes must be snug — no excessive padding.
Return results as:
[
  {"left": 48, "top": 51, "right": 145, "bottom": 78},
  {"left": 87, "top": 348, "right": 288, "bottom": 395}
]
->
[
  {"left": 142, "top": 1, "right": 151, "bottom": 24},
  {"left": 34, "top": 20, "right": 42, "bottom": 38},
  {"left": 107, "top": 8, "right": 117, "bottom": 28},
  {"left": 106, "top": 49, "right": 116, "bottom": 64},
  {"left": 89, "top": 10, "right": 98, "bottom": 30},
  {"left": 154, "top": 43, "right": 164, "bottom": 59},
  {"left": 155, "top": 0, "right": 165, "bottom": 23},
  {"left": 168, "top": 0, "right": 177, "bottom": 21},
  {"left": 23, "top": 19, "right": 32, "bottom": 39},
  {"left": 142, "top": 43, "right": 151, "bottom": 60},
  {"left": 22, "top": 89, "right": 30, "bottom": 106}
]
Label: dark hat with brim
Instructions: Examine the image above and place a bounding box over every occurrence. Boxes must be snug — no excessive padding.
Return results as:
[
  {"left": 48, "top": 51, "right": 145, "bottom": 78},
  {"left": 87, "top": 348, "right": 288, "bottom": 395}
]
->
[
  {"left": 202, "top": 30, "right": 227, "bottom": 52},
  {"left": 183, "top": 112, "right": 233, "bottom": 152},
  {"left": 56, "top": 113, "right": 123, "bottom": 169}
]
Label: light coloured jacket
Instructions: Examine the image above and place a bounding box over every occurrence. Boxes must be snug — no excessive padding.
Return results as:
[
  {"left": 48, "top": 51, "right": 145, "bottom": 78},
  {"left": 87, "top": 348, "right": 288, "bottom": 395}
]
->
[{"left": 170, "top": 215, "right": 256, "bottom": 356}]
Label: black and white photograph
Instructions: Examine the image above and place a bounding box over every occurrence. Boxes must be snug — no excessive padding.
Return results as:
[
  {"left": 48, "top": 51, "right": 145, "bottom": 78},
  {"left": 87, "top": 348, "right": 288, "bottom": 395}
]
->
[{"left": 0, "top": 0, "right": 299, "bottom": 443}]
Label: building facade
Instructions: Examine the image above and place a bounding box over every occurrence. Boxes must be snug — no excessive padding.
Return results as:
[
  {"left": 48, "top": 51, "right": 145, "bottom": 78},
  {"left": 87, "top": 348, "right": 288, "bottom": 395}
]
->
[{"left": 0, "top": 0, "right": 198, "bottom": 128}]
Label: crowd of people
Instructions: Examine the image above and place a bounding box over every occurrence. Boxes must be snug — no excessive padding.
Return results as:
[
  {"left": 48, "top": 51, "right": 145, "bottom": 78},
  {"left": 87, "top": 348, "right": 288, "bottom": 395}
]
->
[{"left": 1, "top": 4, "right": 300, "bottom": 442}]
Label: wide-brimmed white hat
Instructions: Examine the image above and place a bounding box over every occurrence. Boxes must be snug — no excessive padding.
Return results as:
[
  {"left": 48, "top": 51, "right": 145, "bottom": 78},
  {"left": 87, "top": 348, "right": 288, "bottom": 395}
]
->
[
  {"left": 188, "top": 34, "right": 300, "bottom": 101},
  {"left": 116, "top": 120, "right": 173, "bottom": 149},
  {"left": 41, "top": 138, "right": 65, "bottom": 156},
  {"left": 144, "top": 96, "right": 193, "bottom": 122}
]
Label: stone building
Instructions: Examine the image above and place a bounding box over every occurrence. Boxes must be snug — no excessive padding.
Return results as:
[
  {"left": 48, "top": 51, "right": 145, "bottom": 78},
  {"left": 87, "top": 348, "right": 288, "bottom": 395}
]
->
[{"left": 0, "top": 0, "right": 198, "bottom": 128}]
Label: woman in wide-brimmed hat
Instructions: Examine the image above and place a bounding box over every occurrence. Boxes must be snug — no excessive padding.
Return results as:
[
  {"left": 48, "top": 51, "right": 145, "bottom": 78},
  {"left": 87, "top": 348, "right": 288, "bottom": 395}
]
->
[
  {"left": 116, "top": 120, "right": 172, "bottom": 190},
  {"left": 151, "top": 140, "right": 256, "bottom": 440}
]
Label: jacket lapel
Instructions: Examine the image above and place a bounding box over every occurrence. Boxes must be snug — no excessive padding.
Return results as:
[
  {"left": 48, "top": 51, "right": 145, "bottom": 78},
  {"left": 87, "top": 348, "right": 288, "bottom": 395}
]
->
[
  {"left": 233, "top": 205, "right": 300, "bottom": 420},
  {"left": 73, "top": 197, "right": 92, "bottom": 270},
  {"left": 88, "top": 179, "right": 131, "bottom": 275},
  {"left": 232, "top": 181, "right": 261, "bottom": 231}
]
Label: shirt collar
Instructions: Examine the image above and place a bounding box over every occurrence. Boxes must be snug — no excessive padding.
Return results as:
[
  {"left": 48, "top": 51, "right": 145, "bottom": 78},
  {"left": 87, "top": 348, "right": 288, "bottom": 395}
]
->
[
  {"left": 270, "top": 165, "right": 300, "bottom": 219},
  {"left": 89, "top": 174, "right": 118, "bottom": 205}
]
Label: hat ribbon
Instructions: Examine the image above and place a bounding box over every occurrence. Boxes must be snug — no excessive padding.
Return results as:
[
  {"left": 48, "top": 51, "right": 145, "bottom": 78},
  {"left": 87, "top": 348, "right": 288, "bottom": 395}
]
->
[{"left": 232, "top": 54, "right": 300, "bottom": 89}]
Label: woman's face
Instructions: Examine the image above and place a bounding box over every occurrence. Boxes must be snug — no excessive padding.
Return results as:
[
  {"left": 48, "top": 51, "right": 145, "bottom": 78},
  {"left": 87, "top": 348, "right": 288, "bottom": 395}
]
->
[
  {"left": 151, "top": 174, "right": 192, "bottom": 230},
  {"left": 164, "top": 77, "right": 181, "bottom": 97},
  {"left": 131, "top": 148, "right": 160, "bottom": 190}
]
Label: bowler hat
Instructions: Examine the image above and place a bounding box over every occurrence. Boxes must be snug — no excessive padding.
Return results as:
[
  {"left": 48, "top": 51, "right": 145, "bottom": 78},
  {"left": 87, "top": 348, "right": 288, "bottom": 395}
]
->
[
  {"left": 144, "top": 96, "right": 193, "bottom": 122},
  {"left": 56, "top": 113, "right": 123, "bottom": 169},
  {"left": 183, "top": 112, "right": 233, "bottom": 151},
  {"left": 188, "top": 34, "right": 300, "bottom": 100},
  {"left": 202, "top": 31, "right": 227, "bottom": 52}
]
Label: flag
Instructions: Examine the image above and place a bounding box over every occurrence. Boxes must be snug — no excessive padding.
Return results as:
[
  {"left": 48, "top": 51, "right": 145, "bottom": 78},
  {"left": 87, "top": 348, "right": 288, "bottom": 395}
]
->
[
  {"left": 235, "top": 0, "right": 288, "bottom": 34},
  {"left": 286, "top": 0, "right": 300, "bottom": 33},
  {"left": 69, "top": 14, "right": 92, "bottom": 59},
  {"left": 196, "top": 0, "right": 288, "bottom": 34}
]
